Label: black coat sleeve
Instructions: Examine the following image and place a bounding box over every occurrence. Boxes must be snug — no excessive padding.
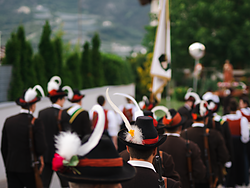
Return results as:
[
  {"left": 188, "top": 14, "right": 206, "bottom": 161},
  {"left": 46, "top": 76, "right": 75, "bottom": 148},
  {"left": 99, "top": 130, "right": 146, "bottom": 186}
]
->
[{"left": 33, "top": 118, "right": 47, "bottom": 157}]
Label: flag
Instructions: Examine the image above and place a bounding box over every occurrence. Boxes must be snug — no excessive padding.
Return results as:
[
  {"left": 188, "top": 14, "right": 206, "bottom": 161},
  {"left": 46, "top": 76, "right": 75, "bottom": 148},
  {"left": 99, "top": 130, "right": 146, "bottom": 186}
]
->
[{"left": 150, "top": 0, "right": 171, "bottom": 102}]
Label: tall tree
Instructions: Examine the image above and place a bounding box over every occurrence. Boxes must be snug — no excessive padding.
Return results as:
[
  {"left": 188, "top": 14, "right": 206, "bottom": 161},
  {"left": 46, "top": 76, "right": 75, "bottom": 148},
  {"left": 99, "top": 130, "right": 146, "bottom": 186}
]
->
[
  {"left": 81, "top": 41, "right": 94, "bottom": 89},
  {"left": 53, "top": 36, "right": 63, "bottom": 76},
  {"left": 63, "top": 52, "right": 81, "bottom": 89},
  {"left": 91, "top": 33, "right": 105, "bottom": 87},
  {"left": 5, "top": 33, "right": 24, "bottom": 100},
  {"left": 16, "top": 25, "right": 32, "bottom": 88},
  {"left": 33, "top": 54, "right": 47, "bottom": 90},
  {"left": 38, "top": 20, "right": 57, "bottom": 80}
]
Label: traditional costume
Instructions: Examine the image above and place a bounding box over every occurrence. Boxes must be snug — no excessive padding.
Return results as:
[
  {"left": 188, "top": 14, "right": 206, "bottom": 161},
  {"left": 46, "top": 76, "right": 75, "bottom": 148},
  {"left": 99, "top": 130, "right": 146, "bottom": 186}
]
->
[
  {"left": 52, "top": 104, "right": 136, "bottom": 187},
  {"left": 61, "top": 87, "right": 91, "bottom": 140},
  {"left": 38, "top": 76, "right": 69, "bottom": 188},
  {"left": 156, "top": 107, "right": 206, "bottom": 188},
  {"left": 105, "top": 88, "right": 180, "bottom": 188},
  {"left": 1, "top": 85, "right": 46, "bottom": 188},
  {"left": 180, "top": 101, "right": 229, "bottom": 188}
]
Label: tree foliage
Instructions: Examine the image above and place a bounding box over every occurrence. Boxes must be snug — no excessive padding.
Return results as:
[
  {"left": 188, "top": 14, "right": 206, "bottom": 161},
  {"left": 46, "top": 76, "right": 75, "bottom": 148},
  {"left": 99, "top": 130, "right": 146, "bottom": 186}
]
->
[
  {"left": 81, "top": 41, "right": 94, "bottom": 89},
  {"left": 38, "top": 20, "right": 57, "bottom": 80},
  {"left": 91, "top": 33, "right": 105, "bottom": 87}
]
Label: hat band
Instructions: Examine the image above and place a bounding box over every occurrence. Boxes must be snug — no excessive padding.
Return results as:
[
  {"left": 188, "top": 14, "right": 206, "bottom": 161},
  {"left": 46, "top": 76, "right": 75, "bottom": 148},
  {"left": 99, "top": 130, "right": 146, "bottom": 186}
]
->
[
  {"left": 142, "top": 136, "right": 159, "bottom": 145},
  {"left": 19, "top": 97, "right": 37, "bottom": 104},
  {"left": 72, "top": 95, "right": 83, "bottom": 101},
  {"left": 78, "top": 157, "right": 123, "bottom": 167},
  {"left": 49, "top": 89, "right": 65, "bottom": 96}
]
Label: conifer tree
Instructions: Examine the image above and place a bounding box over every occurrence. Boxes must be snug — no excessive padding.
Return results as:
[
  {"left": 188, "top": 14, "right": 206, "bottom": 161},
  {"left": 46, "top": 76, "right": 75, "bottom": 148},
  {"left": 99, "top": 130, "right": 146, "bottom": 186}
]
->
[
  {"left": 91, "top": 33, "right": 105, "bottom": 87},
  {"left": 38, "top": 20, "right": 56, "bottom": 80},
  {"left": 33, "top": 54, "right": 47, "bottom": 91},
  {"left": 16, "top": 25, "right": 31, "bottom": 88},
  {"left": 64, "top": 52, "right": 81, "bottom": 89},
  {"left": 53, "top": 37, "right": 63, "bottom": 76},
  {"left": 5, "top": 33, "right": 24, "bottom": 100},
  {"left": 81, "top": 41, "right": 94, "bottom": 89}
]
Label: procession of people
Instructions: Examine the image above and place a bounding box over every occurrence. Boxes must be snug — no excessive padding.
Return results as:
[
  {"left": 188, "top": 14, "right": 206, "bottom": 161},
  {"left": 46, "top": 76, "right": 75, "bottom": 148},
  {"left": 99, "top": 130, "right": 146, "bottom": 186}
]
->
[{"left": 1, "top": 75, "right": 250, "bottom": 188}]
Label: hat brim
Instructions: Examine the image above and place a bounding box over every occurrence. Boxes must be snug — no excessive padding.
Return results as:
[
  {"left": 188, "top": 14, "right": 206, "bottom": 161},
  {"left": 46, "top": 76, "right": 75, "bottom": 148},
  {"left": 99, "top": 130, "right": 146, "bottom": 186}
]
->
[
  {"left": 15, "top": 97, "right": 41, "bottom": 107},
  {"left": 157, "top": 116, "right": 187, "bottom": 130},
  {"left": 47, "top": 92, "right": 67, "bottom": 98},
  {"left": 118, "top": 129, "right": 167, "bottom": 150},
  {"left": 58, "top": 159, "right": 136, "bottom": 184},
  {"left": 68, "top": 95, "right": 85, "bottom": 103}
]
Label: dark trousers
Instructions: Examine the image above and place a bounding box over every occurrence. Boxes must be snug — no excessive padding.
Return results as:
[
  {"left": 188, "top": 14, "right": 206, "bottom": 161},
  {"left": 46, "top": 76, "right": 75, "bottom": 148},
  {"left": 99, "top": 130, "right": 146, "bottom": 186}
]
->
[
  {"left": 41, "top": 163, "right": 69, "bottom": 188},
  {"left": 6, "top": 171, "right": 36, "bottom": 188}
]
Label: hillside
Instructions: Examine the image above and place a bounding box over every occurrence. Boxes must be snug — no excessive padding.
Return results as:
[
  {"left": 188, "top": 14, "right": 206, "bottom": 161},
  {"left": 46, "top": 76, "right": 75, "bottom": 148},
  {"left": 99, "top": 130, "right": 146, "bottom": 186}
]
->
[{"left": 0, "top": 0, "right": 150, "bottom": 56}]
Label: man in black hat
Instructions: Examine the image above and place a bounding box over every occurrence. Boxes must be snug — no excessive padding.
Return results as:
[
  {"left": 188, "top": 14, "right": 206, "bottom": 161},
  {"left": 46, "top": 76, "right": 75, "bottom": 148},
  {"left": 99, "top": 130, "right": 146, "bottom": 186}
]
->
[
  {"left": 61, "top": 87, "right": 91, "bottom": 140},
  {"left": 178, "top": 91, "right": 198, "bottom": 130},
  {"left": 119, "top": 110, "right": 181, "bottom": 182},
  {"left": 1, "top": 85, "right": 47, "bottom": 188},
  {"left": 158, "top": 108, "right": 206, "bottom": 188},
  {"left": 119, "top": 116, "right": 180, "bottom": 188},
  {"left": 180, "top": 101, "right": 230, "bottom": 188},
  {"left": 38, "top": 76, "right": 69, "bottom": 188},
  {"left": 52, "top": 104, "right": 136, "bottom": 188}
]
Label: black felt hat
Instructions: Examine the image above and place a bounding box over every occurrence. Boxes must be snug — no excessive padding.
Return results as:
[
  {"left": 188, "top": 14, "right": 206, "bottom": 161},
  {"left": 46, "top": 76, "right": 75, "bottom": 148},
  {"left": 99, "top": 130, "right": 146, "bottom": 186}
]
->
[
  {"left": 118, "top": 116, "right": 167, "bottom": 150},
  {"left": 192, "top": 101, "right": 209, "bottom": 121},
  {"left": 58, "top": 134, "right": 136, "bottom": 184},
  {"left": 47, "top": 76, "right": 67, "bottom": 98},
  {"left": 15, "top": 85, "right": 44, "bottom": 107},
  {"left": 158, "top": 109, "right": 186, "bottom": 130},
  {"left": 69, "top": 89, "right": 85, "bottom": 103}
]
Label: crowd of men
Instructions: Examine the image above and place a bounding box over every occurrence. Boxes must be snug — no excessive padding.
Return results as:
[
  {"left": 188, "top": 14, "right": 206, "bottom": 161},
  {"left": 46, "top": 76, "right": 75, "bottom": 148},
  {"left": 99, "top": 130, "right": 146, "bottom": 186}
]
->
[{"left": 1, "top": 75, "right": 250, "bottom": 188}]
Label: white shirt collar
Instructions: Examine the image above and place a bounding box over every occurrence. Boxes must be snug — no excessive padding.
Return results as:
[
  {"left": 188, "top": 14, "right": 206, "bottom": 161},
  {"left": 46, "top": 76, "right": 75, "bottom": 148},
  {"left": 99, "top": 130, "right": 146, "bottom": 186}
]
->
[
  {"left": 67, "top": 104, "right": 82, "bottom": 116},
  {"left": 128, "top": 160, "right": 156, "bottom": 172},
  {"left": 52, "top": 103, "right": 62, "bottom": 109},
  {"left": 192, "top": 123, "right": 205, "bottom": 127},
  {"left": 20, "top": 109, "right": 33, "bottom": 114},
  {"left": 164, "top": 133, "right": 180, "bottom": 137}
]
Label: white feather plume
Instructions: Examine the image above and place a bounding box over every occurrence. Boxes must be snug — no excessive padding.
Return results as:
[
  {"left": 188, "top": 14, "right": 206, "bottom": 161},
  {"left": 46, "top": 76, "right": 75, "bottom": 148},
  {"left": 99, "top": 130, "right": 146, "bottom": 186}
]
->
[
  {"left": 24, "top": 85, "right": 45, "bottom": 102},
  {"left": 114, "top": 93, "right": 144, "bottom": 119},
  {"left": 62, "top": 86, "right": 74, "bottom": 100},
  {"left": 151, "top": 106, "right": 172, "bottom": 120},
  {"left": 187, "top": 92, "right": 201, "bottom": 105},
  {"left": 106, "top": 88, "right": 132, "bottom": 131},
  {"left": 125, "top": 125, "right": 143, "bottom": 144},
  {"left": 55, "top": 132, "right": 81, "bottom": 161},
  {"left": 200, "top": 100, "right": 208, "bottom": 117},
  {"left": 33, "top": 85, "right": 45, "bottom": 97},
  {"left": 77, "top": 104, "right": 105, "bottom": 156},
  {"left": 47, "top": 76, "right": 61, "bottom": 92}
]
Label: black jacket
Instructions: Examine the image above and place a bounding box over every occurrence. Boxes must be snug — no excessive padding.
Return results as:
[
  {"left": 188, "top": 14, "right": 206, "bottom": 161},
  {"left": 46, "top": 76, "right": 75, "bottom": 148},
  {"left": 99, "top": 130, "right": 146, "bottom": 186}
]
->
[{"left": 1, "top": 113, "right": 46, "bottom": 172}]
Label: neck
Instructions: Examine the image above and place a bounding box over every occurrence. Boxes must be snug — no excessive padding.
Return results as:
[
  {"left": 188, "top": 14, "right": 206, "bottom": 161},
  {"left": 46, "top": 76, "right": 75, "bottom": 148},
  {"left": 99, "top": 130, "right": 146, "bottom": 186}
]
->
[
  {"left": 130, "top": 157, "right": 153, "bottom": 163},
  {"left": 230, "top": 111, "right": 237, "bottom": 114}
]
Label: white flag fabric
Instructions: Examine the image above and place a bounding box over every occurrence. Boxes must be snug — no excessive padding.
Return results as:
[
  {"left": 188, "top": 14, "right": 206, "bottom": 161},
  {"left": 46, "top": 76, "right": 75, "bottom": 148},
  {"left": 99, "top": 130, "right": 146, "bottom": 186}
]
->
[{"left": 150, "top": 0, "right": 171, "bottom": 101}]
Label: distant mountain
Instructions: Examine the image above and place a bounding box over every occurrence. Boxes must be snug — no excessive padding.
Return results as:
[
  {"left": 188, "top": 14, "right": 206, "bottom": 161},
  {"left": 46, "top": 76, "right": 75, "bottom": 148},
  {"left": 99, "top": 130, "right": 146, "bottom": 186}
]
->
[{"left": 0, "top": 0, "right": 150, "bottom": 56}]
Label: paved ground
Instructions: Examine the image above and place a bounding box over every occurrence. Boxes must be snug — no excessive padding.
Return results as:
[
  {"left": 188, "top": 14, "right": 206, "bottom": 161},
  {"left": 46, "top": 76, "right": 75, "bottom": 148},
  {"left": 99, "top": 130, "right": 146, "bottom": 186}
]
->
[{"left": 0, "top": 84, "right": 135, "bottom": 188}]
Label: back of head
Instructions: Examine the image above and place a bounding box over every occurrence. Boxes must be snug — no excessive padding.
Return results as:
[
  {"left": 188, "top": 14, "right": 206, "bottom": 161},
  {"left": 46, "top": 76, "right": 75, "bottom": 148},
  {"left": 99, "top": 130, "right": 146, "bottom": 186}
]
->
[
  {"left": 128, "top": 147, "right": 155, "bottom": 161},
  {"left": 229, "top": 98, "right": 238, "bottom": 112},
  {"left": 97, "top": 95, "right": 105, "bottom": 106}
]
